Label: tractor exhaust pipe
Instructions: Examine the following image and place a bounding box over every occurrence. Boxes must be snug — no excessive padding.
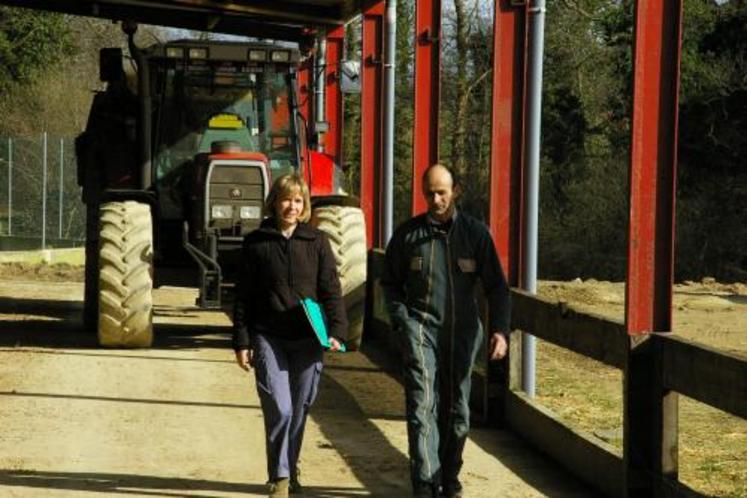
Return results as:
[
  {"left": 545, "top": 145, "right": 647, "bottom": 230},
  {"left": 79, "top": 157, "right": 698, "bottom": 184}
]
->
[
  {"left": 124, "top": 21, "right": 152, "bottom": 190},
  {"left": 314, "top": 36, "right": 327, "bottom": 153}
]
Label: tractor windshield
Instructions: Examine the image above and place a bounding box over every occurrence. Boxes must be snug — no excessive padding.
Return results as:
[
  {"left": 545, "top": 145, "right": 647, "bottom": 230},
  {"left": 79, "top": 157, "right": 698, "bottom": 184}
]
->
[{"left": 152, "top": 61, "right": 297, "bottom": 186}]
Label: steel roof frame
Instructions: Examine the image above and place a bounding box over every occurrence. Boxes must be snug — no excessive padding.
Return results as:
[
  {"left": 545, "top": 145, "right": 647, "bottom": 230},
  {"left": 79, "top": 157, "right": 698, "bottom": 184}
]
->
[{"left": 0, "top": 0, "right": 379, "bottom": 40}]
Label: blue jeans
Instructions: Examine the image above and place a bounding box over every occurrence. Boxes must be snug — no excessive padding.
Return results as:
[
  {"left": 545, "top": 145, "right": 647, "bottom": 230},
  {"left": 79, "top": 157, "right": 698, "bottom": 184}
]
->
[{"left": 252, "top": 333, "right": 323, "bottom": 481}]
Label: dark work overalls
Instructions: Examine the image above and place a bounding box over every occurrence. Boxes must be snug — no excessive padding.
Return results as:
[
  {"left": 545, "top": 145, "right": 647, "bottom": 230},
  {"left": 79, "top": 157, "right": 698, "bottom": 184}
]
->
[{"left": 381, "top": 212, "right": 510, "bottom": 494}]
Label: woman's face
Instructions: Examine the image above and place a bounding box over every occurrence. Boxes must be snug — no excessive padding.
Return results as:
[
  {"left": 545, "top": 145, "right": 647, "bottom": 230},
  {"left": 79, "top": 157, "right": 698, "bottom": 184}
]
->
[{"left": 275, "top": 191, "right": 305, "bottom": 227}]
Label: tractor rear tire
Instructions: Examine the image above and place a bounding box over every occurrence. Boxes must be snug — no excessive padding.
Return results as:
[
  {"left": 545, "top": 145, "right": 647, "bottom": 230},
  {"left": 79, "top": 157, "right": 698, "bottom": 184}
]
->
[
  {"left": 97, "top": 201, "right": 154, "bottom": 347},
  {"left": 312, "top": 205, "right": 367, "bottom": 350}
]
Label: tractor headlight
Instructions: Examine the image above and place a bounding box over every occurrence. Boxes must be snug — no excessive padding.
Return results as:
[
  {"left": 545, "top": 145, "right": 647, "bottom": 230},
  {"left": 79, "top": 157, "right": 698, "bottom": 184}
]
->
[
  {"left": 165, "top": 47, "right": 185, "bottom": 59},
  {"left": 239, "top": 206, "right": 262, "bottom": 220},
  {"left": 189, "top": 47, "right": 209, "bottom": 60},
  {"left": 211, "top": 205, "right": 233, "bottom": 219},
  {"left": 248, "top": 49, "right": 267, "bottom": 62},
  {"left": 271, "top": 50, "right": 290, "bottom": 63}
]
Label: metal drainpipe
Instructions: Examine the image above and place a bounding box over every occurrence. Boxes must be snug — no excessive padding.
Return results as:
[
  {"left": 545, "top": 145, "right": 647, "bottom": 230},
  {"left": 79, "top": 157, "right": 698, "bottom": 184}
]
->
[
  {"left": 522, "top": 0, "right": 546, "bottom": 398},
  {"left": 315, "top": 37, "right": 327, "bottom": 153},
  {"left": 129, "top": 34, "right": 152, "bottom": 190},
  {"left": 382, "top": 0, "right": 397, "bottom": 244}
]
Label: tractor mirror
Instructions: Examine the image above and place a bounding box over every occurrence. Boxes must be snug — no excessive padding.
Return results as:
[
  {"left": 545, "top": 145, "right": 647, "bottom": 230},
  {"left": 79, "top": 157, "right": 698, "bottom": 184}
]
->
[
  {"left": 100, "top": 48, "right": 124, "bottom": 82},
  {"left": 340, "top": 60, "right": 361, "bottom": 94}
]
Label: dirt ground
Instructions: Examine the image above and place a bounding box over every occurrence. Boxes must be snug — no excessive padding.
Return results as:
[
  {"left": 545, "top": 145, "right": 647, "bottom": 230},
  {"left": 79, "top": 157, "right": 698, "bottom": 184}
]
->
[
  {"left": 535, "top": 279, "right": 747, "bottom": 498},
  {"left": 0, "top": 264, "right": 592, "bottom": 498}
]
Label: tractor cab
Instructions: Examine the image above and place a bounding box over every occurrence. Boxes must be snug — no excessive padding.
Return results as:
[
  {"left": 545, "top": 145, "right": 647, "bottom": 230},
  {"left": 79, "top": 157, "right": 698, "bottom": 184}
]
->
[
  {"left": 77, "top": 34, "right": 366, "bottom": 350},
  {"left": 146, "top": 40, "right": 302, "bottom": 252}
]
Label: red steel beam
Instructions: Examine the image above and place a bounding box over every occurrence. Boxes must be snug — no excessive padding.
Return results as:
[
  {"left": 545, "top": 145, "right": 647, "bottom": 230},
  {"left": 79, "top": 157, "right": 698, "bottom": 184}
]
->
[
  {"left": 325, "top": 26, "right": 345, "bottom": 167},
  {"left": 361, "top": 1, "right": 385, "bottom": 248},
  {"left": 625, "top": 0, "right": 683, "bottom": 335},
  {"left": 411, "top": 0, "right": 442, "bottom": 216},
  {"left": 489, "top": 0, "right": 527, "bottom": 287}
]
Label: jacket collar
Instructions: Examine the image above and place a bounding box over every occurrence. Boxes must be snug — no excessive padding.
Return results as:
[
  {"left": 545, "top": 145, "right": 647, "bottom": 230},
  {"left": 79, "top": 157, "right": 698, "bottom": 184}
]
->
[{"left": 258, "top": 218, "right": 317, "bottom": 240}]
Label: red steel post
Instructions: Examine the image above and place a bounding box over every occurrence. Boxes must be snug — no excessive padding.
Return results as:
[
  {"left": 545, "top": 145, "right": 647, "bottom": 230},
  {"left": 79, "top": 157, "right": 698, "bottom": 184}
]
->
[
  {"left": 361, "top": 1, "right": 385, "bottom": 248},
  {"left": 624, "top": 0, "right": 683, "bottom": 494},
  {"left": 411, "top": 0, "right": 442, "bottom": 216},
  {"left": 325, "top": 27, "right": 345, "bottom": 167},
  {"left": 626, "top": 0, "right": 683, "bottom": 335},
  {"left": 487, "top": 0, "right": 528, "bottom": 428},
  {"left": 489, "top": 0, "right": 527, "bottom": 287}
]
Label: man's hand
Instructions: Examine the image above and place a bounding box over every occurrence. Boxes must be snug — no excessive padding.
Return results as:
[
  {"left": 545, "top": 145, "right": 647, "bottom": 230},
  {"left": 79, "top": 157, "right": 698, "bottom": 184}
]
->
[
  {"left": 328, "top": 337, "right": 343, "bottom": 352},
  {"left": 235, "top": 349, "right": 253, "bottom": 371},
  {"left": 488, "top": 332, "right": 508, "bottom": 361}
]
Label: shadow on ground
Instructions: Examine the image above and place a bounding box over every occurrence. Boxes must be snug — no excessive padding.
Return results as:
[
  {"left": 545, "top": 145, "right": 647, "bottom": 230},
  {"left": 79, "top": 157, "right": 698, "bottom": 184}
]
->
[
  {"left": 0, "top": 295, "right": 231, "bottom": 350},
  {"left": 0, "top": 469, "right": 371, "bottom": 498}
]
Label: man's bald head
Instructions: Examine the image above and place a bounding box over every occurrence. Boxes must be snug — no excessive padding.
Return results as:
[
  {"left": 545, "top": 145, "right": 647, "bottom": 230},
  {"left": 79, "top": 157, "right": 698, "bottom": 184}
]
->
[
  {"left": 421, "top": 163, "right": 455, "bottom": 190},
  {"left": 421, "top": 163, "right": 458, "bottom": 222}
]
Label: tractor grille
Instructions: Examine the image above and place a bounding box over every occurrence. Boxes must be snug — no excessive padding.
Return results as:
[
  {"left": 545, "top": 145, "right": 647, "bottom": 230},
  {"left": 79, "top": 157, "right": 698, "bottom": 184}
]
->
[{"left": 207, "top": 163, "right": 266, "bottom": 239}]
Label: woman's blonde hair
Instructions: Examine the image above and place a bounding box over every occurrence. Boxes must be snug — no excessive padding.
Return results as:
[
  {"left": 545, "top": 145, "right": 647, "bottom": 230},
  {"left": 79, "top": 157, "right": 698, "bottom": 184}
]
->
[{"left": 264, "top": 173, "right": 312, "bottom": 223}]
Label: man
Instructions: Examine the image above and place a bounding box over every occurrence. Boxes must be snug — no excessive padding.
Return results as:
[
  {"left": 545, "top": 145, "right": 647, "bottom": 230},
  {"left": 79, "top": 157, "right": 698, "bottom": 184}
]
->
[{"left": 381, "top": 164, "right": 511, "bottom": 498}]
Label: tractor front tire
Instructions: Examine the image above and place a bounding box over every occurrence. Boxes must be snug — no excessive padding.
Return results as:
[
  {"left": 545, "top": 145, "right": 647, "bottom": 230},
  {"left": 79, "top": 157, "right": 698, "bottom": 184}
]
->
[
  {"left": 312, "top": 205, "right": 367, "bottom": 350},
  {"left": 97, "top": 201, "right": 154, "bottom": 347}
]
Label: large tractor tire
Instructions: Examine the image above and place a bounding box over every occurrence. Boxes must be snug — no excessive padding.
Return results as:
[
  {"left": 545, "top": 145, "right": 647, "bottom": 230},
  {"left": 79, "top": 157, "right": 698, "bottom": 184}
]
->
[
  {"left": 312, "top": 205, "right": 367, "bottom": 350},
  {"left": 97, "top": 201, "right": 154, "bottom": 347}
]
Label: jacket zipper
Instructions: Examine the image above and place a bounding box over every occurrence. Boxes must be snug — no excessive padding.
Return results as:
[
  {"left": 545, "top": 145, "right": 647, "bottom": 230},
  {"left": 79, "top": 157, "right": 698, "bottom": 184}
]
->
[
  {"left": 444, "top": 227, "right": 457, "bottom": 456},
  {"left": 286, "top": 236, "right": 294, "bottom": 291}
]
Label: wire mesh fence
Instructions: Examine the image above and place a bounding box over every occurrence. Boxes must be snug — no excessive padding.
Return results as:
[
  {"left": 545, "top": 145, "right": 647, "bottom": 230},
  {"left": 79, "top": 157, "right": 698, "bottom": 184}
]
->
[{"left": 0, "top": 134, "right": 85, "bottom": 249}]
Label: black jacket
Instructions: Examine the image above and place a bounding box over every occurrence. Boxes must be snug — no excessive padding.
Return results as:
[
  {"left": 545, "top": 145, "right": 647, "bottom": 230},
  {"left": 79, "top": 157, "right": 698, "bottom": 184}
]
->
[
  {"left": 381, "top": 211, "right": 511, "bottom": 339},
  {"left": 232, "top": 218, "right": 347, "bottom": 350}
]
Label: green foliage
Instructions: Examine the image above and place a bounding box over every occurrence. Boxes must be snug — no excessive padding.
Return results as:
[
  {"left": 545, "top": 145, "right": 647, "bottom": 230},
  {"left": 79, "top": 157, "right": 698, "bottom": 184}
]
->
[
  {"left": 0, "top": 7, "right": 76, "bottom": 92},
  {"left": 537, "top": 0, "right": 747, "bottom": 281}
]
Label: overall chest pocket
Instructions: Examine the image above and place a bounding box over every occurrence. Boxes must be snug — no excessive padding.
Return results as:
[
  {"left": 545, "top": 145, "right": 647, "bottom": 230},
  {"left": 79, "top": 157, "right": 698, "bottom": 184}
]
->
[{"left": 457, "top": 257, "right": 477, "bottom": 273}]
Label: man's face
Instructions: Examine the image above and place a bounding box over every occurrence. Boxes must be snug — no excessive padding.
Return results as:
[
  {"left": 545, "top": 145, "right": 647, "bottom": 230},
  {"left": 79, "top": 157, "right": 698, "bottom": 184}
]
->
[{"left": 423, "top": 168, "right": 456, "bottom": 222}]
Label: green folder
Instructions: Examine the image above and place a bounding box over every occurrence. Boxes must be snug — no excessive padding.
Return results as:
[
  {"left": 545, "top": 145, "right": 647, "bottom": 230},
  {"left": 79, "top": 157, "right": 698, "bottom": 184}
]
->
[{"left": 300, "top": 298, "right": 347, "bottom": 352}]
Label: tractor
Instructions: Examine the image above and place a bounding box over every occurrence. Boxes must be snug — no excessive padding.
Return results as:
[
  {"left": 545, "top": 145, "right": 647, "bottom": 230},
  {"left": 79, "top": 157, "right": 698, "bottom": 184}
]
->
[{"left": 76, "top": 24, "right": 367, "bottom": 349}]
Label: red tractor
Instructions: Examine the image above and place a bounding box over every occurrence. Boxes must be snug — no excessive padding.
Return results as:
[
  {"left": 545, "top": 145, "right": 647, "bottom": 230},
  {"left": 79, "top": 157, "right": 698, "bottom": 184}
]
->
[{"left": 76, "top": 26, "right": 366, "bottom": 348}]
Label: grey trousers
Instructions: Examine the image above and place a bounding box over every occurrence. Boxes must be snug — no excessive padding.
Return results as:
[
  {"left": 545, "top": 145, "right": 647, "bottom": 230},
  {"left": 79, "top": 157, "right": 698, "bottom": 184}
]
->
[
  {"left": 400, "top": 324, "right": 482, "bottom": 490},
  {"left": 252, "top": 333, "right": 323, "bottom": 481}
]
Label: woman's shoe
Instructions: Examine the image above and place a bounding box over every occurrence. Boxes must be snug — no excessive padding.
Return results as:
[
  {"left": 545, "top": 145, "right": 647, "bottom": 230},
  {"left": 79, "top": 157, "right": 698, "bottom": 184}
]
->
[{"left": 269, "top": 477, "right": 290, "bottom": 498}]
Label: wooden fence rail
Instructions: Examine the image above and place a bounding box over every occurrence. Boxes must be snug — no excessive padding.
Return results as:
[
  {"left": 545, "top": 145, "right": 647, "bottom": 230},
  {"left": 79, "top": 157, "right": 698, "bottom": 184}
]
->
[{"left": 506, "top": 289, "right": 747, "bottom": 498}]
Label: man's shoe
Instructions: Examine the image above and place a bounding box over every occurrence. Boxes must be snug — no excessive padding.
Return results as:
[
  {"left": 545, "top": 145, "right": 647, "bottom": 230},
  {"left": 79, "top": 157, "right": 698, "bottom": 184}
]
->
[
  {"left": 441, "top": 480, "right": 463, "bottom": 498},
  {"left": 413, "top": 482, "right": 437, "bottom": 498},
  {"left": 289, "top": 468, "right": 303, "bottom": 495},
  {"left": 269, "top": 477, "right": 289, "bottom": 498}
]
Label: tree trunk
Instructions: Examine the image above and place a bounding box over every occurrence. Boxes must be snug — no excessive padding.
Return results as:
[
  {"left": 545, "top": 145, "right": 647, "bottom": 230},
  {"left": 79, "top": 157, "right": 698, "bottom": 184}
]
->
[{"left": 451, "top": 0, "right": 469, "bottom": 180}]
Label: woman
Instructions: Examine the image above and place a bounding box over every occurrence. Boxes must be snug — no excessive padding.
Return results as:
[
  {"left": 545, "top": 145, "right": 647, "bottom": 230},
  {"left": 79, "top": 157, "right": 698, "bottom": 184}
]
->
[{"left": 232, "top": 173, "right": 347, "bottom": 498}]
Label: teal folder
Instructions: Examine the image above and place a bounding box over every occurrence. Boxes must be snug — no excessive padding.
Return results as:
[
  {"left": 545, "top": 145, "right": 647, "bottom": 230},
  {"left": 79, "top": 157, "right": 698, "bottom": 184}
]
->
[{"left": 300, "top": 298, "right": 347, "bottom": 352}]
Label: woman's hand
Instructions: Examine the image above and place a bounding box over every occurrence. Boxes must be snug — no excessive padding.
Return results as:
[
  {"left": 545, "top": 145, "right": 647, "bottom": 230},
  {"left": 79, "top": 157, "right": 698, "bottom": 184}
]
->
[
  {"left": 235, "top": 348, "right": 253, "bottom": 371},
  {"left": 328, "top": 337, "right": 343, "bottom": 352}
]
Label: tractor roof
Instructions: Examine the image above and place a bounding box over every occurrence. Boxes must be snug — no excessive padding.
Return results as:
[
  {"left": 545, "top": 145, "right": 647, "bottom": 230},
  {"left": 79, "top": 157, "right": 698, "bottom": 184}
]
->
[{"left": 0, "top": 0, "right": 372, "bottom": 41}]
